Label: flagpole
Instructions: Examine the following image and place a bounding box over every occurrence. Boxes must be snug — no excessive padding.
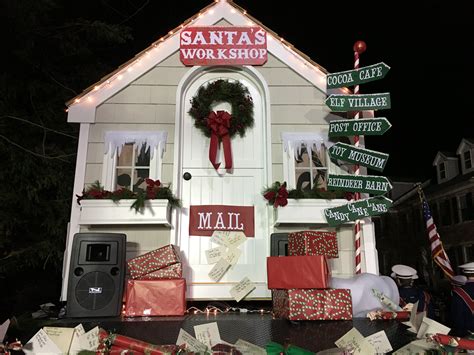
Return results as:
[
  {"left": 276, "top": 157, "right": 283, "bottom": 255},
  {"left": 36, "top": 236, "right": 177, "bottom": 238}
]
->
[{"left": 353, "top": 40, "right": 366, "bottom": 274}]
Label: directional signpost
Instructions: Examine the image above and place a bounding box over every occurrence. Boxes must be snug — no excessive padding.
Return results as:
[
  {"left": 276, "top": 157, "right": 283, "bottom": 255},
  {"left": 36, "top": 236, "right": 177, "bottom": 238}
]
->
[
  {"left": 328, "top": 142, "right": 389, "bottom": 172},
  {"left": 327, "top": 174, "right": 392, "bottom": 195},
  {"left": 329, "top": 118, "right": 391, "bottom": 137},
  {"left": 327, "top": 62, "right": 390, "bottom": 89},
  {"left": 325, "top": 93, "right": 391, "bottom": 112},
  {"left": 324, "top": 196, "right": 393, "bottom": 227}
]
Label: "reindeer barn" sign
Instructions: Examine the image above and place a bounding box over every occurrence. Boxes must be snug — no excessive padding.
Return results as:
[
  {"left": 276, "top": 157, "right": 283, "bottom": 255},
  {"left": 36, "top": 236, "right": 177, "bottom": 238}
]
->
[{"left": 180, "top": 27, "right": 267, "bottom": 66}]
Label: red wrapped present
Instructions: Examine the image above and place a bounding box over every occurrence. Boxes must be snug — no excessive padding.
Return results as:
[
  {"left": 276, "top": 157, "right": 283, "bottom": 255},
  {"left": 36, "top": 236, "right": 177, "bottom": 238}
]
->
[
  {"left": 127, "top": 244, "right": 181, "bottom": 279},
  {"left": 288, "top": 231, "right": 338, "bottom": 258},
  {"left": 123, "top": 279, "right": 186, "bottom": 316},
  {"left": 139, "top": 262, "right": 183, "bottom": 280},
  {"left": 267, "top": 255, "right": 329, "bottom": 289},
  {"left": 273, "top": 289, "right": 352, "bottom": 320}
]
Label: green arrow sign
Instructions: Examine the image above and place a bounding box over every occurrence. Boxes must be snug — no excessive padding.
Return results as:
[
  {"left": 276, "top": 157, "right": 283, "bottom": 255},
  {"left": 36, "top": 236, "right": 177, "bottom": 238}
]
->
[
  {"left": 327, "top": 174, "right": 392, "bottom": 195},
  {"left": 327, "top": 62, "right": 390, "bottom": 89},
  {"left": 325, "top": 93, "right": 391, "bottom": 112},
  {"left": 324, "top": 196, "right": 393, "bottom": 227},
  {"left": 329, "top": 118, "right": 391, "bottom": 137},
  {"left": 328, "top": 142, "right": 389, "bottom": 172}
]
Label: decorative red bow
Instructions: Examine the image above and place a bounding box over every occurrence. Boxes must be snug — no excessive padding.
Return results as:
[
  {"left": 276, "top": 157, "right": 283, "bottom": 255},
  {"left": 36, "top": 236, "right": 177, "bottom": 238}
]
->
[
  {"left": 145, "top": 179, "right": 161, "bottom": 199},
  {"left": 207, "top": 110, "right": 233, "bottom": 170},
  {"left": 264, "top": 182, "right": 289, "bottom": 208}
]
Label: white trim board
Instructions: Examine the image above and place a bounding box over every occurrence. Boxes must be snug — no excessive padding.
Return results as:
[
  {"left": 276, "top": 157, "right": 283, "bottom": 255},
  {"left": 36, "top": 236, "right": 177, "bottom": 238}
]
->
[{"left": 66, "top": 0, "right": 341, "bottom": 123}]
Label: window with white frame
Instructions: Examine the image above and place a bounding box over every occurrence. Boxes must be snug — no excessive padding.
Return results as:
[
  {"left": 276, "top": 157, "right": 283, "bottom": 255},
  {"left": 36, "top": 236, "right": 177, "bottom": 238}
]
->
[
  {"left": 464, "top": 150, "right": 472, "bottom": 170},
  {"left": 439, "top": 162, "right": 446, "bottom": 179},
  {"left": 102, "top": 131, "right": 167, "bottom": 191},
  {"left": 282, "top": 132, "right": 347, "bottom": 191}
]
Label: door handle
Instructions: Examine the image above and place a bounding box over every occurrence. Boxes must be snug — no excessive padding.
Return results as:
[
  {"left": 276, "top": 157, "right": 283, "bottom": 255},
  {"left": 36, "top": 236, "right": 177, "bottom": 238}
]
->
[{"left": 183, "top": 172, "right": 192, "bottom": 181}]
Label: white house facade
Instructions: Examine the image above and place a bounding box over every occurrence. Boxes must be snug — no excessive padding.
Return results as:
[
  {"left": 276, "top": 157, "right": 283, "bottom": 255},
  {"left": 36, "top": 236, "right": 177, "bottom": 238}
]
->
[{"left": 61, "top": 0, "right": 380, "bottom": 301}]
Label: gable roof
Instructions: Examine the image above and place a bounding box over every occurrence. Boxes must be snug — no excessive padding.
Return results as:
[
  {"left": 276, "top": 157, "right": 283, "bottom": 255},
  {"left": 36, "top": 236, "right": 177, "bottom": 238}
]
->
[
  {"left": 432, "top": 151, "right": 458, "bottom": 166},
  {"left": 456, "top": 138, "right": 474, "bottom": 154},
  {"left": 66, "top": 0, "right": 348, "bottom": 123}
]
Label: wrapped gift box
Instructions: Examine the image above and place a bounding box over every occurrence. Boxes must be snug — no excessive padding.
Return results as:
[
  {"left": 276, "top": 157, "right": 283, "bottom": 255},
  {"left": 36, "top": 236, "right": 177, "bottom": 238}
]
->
[
  {"left": 139, "top": 263, "right": 183, "bottom": 280},
  {"left": 273, "top": 289, "right": 352, "bottom": 320},
  {"left": 127, "top": 244, "right": 181, "bottom": 279},
  {"left": 267, "top": 255, "right": 329, "bottom": 289},
  {"left": 123, "top": 279, "right": 186, "bottom": 316},
  {"left": 288, "top": 231, "right": 338, "bottom": 258}
]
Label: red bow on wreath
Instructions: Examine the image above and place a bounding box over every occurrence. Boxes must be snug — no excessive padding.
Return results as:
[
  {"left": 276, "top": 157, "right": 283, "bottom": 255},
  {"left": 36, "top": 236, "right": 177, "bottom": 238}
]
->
[{"left": 207, "top": 110, "right": 233, "bottom": 170}]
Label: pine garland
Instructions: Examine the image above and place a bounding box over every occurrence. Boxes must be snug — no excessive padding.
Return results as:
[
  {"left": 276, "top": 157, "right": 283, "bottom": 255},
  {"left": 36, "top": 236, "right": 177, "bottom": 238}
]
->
[
  {"left": 77, "top": 180, "right": 181, "bottom": 212},
  {"left": 263, "top": 181, "right": 352, "bottom": 207},
  {"left": 188, "top": 79, "right": 254, "bottom": 138}
]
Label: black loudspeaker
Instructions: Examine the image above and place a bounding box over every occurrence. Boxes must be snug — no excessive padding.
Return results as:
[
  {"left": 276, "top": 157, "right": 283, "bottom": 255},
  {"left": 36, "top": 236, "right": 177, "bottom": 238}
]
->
[
  {"left": 270, "top": 233, "right": 289, "bottom": 256},
  {"left": 67, "top": 233, "right": 126, "bottom": 317}
]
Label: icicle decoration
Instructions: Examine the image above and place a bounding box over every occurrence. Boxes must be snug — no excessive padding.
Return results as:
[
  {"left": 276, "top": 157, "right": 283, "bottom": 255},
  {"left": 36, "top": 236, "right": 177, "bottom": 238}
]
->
[{"left": 104, "top": 131, "right": 167, "bottom": 159}]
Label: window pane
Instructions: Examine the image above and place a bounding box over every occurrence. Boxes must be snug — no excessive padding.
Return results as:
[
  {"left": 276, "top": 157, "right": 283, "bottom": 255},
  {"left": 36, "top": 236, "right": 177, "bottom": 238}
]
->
[
  {"left": 464, "top": 151, "right": 472, "bottom": 169},
  {"left": 313, "top": 168, "right": 327, "bottom": 189},
  {"left": 295, "top": 170, "right": 312, "bottom": 191},
  {"left": 460, "top": 193, "right": 474, "bottom": 221},
  {"left": 311, "top": 149, "right": 325, "bottom": 168},
  {"left": 117, "top": 143, "right": 133, "bottom": 166},
  {"left": 295, "top": 147, "right": 310, "bottom": 168},
  {"left": 467, "top": 244, "right": 474, "bottom": 261},
  {"left": 441, "top": 199, "right": 452, "bottom": 225},
  {"left": 116, "top": 169, "right": 132, "bottom": 189},
  {"left": 451, "top": 197, "right": 459, "bottom": 224},
  {"left": 439, "top": 162, "right": 446, "bottom": 179},
  {"left": 136, "top": 143, "right": 150, "bottom": 167},
  {"left": 133, "top": 169, "right": 149, "bottom": 192}
]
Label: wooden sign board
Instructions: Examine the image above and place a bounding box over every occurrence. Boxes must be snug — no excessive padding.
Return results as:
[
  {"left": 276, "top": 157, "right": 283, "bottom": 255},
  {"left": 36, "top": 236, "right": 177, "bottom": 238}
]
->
[
  {"left": 327, "top": 62, "right": 390, "bottom": 89},
  {"left": 328, "top": 142, "right": 389, "bottom": 172},
  {"left": 325, "top": 93, "right": 391, "bottom": 112},
  {"left": 180, "top": 27, "right": 267, "bottom": 66},
  {"left": 324, "top": 196, "right": 393, "bottom": 226},
  {"left": 189, "top": 205, "right": 254, "bottom": 237},
  {"left": 327, "top": 174, "right": 392, "bottom": 195},
  {"left": 329, "top": 118, "right": 391, "bottom": 137}
]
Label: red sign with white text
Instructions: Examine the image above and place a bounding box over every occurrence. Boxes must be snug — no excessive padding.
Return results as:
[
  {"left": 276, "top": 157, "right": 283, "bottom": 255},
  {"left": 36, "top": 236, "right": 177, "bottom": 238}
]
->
[
  {"left": 189, "top": 205, "right": 254, "bottom": 237},
  {"left": 180, "top": 27, "right": 267, "bottom": 66}
]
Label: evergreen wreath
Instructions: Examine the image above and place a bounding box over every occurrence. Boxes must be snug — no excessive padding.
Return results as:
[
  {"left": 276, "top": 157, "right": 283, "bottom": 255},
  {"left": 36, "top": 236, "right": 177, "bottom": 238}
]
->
[{"left": 188, "top": 79, "right": 254, "bottom": 138}]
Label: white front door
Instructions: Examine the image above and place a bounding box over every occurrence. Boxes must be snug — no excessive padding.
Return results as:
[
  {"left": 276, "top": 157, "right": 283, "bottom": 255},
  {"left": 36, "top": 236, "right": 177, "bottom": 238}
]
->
[{"left": 177, "top": 69, "right": 270, "bottom": 299}]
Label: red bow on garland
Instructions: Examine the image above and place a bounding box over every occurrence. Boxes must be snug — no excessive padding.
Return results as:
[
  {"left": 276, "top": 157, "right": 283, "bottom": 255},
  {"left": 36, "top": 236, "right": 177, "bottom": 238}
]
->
[
  {"left": 145, "top": 178, "right": 161, "bottom": 199},
  {"left": 207, "top": 110, "right": 233, "bottom": 170},
  {"left": 264, "top": 182, "right": 289, "bottom": 208}
]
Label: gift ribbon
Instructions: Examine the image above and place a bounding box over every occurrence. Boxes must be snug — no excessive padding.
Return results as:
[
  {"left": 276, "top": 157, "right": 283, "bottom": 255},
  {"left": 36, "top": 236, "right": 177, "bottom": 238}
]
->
[
  {"left": 207, "top": 110, "right": 233, "bottom": 170},
  {"left": 266, "top": 341, "right": 314, "bottom": 355}
]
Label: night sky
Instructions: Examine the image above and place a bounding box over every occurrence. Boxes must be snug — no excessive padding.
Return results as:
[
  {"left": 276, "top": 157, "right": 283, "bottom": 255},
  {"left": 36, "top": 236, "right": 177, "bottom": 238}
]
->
[{"left": 67, "top": 0, "right": 473, "bottom": 181}]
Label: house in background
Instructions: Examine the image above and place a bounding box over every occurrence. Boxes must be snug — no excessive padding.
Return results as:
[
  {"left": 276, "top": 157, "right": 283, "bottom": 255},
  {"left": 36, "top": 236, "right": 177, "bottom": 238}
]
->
[
  {"left": 375, "top": 138, "right": 474, "bottom": 284},
  {"left": 60, "top": 0, "right": 381, "bottom": 302}
]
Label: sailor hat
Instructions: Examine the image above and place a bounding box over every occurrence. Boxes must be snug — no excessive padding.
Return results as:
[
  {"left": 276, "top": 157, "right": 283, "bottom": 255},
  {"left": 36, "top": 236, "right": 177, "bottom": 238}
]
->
[
  {"left": 391, "top": 264, "right": 418, "bottom": 279},
  {"left": 459, "top": 262, "right": 474, "bottom": 274}
]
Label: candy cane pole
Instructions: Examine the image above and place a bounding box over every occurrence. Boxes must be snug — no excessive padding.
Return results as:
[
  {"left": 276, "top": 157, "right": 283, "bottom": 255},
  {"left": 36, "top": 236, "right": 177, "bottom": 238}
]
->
[{"left": 353, "top": 40, "right": 366, "bottom": 274}]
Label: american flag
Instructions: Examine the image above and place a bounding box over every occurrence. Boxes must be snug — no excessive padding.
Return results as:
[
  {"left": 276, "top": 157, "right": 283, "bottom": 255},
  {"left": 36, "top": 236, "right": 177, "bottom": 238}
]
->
[{"left": 422, "top": 199, "right": 454, "bottom": 279}]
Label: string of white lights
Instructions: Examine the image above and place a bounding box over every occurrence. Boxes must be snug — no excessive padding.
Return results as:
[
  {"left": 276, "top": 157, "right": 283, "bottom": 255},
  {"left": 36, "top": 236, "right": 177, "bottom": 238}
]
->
[{"left": 68, "top": 0, "right": 338, "bottom": 109}]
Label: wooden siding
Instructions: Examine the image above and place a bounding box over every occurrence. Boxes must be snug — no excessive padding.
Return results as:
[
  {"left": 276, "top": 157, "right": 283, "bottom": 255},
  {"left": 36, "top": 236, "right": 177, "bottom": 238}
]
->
[{"left": 84, "top": 50, "right": 346, "bottom": 262}]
